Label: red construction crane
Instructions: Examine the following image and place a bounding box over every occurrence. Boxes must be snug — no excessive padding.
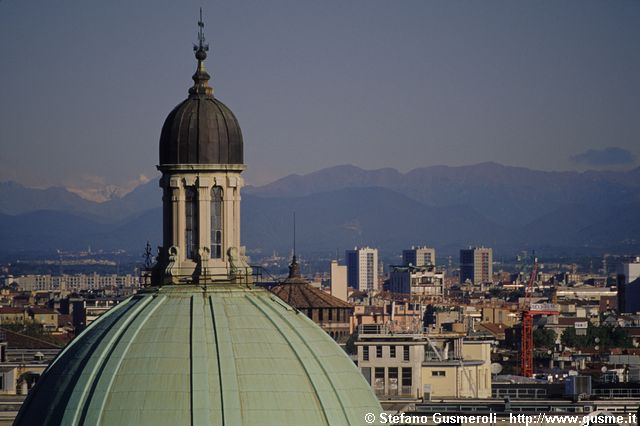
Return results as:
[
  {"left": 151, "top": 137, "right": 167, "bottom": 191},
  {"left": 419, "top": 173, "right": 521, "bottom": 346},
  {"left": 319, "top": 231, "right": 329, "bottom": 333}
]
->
[{"left": 520, "top": 256, "right": 558, "bottom": 377}]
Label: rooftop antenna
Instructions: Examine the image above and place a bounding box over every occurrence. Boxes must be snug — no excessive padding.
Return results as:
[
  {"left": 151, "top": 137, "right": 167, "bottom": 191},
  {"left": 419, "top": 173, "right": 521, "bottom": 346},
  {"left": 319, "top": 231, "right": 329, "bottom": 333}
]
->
[{"left": 293, "top": 212, "right": 296, "bottom": 259}]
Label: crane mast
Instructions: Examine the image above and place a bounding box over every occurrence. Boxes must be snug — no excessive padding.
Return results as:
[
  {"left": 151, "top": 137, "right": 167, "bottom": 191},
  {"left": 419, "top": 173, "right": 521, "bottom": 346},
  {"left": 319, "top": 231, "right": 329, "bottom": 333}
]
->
[{"left": 520, "top": 255, "right": 559, "bottom": 377}]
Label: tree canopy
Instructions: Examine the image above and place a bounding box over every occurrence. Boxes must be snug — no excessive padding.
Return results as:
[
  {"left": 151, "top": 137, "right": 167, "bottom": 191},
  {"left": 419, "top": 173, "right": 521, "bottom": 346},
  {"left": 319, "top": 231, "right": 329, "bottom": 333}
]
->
[{"left": 560, "top": 324, "right": 632, "bottom": 349}]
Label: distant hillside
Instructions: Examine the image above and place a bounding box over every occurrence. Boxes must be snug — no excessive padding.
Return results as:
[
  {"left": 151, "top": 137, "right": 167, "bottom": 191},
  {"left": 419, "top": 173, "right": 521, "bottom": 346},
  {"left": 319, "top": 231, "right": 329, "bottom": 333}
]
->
[
  {"left": 242, "top": 188, "right": 510, "bottom": 254},
  {"left": 0, "top": 180, "right": 161, "bottom": 222},
  {"left": 1, "top": 163, "right": 639, "bottom": 256},
  {"left": 0, "top": 210, "right": 109, "bottom": 251},
  {"left": 0, "top": 182, "right": 98, "bottom": 217},
  {"left": 246, "top": 163, "right": 640, "bottom": 227}
]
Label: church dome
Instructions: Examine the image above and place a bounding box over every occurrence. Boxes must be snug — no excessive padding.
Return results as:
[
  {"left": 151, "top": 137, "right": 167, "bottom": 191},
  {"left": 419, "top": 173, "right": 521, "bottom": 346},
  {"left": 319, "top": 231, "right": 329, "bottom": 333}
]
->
[
  {"left": 159, "top": 45, "right": 243, "bottom": 166},
  {"left": 14, "top": 285, "right": 381, "bottom": 425}
]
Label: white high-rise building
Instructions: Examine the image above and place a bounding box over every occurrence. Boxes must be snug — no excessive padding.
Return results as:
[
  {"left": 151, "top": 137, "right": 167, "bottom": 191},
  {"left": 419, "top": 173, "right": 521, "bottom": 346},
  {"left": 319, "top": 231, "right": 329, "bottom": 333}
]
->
[
  {"left": 346, "top": 247, "right": 379, "bottom": 292},
  {"left": 402, "top": 246, "right": 436, "bottom": 267},
  {"left": 617, "top": 257, "right": 640, "bottom": 313},
  {"left": 619, "top": 257, "right": 640, "bottom": 285},
  {"left": 460, "top": 247, "right": 493, "bottom": 285}
]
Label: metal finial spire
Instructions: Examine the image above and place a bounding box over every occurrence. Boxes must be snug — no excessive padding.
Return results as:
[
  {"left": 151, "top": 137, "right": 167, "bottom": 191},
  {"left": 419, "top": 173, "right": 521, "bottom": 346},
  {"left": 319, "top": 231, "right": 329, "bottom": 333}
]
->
[
  {"left": 195, "top": 8, "right": 209, "bottom": 54},
  {"left": 287, "top": 212, "right": 302, "bottom": 279},
  {"left": 189, "top": 8, "right": 213, "bottom": 97}
]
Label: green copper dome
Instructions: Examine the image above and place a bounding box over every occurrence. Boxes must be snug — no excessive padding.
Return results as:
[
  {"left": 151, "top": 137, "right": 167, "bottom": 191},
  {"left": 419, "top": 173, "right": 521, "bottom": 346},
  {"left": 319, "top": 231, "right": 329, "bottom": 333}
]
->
[{"left": 14, "top": 285, "right": 381, "bottom": 425}]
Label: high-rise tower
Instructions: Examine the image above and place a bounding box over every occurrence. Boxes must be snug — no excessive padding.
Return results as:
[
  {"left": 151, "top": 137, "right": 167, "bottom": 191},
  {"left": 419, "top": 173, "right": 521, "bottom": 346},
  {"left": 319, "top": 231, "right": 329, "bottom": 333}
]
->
[
  {"left": 459, "top": 246, "right": 493, "bottom": 285},
  {"left": 345, "top": 246, "right": 379, "bottom": 291},
  {"left": 402, "top": 246, "right": 436, "bottom": 267}
]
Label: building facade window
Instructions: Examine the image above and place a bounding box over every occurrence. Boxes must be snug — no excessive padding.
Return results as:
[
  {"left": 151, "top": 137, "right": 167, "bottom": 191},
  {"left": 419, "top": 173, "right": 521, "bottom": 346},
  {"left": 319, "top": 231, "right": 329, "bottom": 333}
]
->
[
  {"left": 366, "top": 253, "right": 375, "bottom": 290},
  {"left": 376, "top": 346, "right": 383, "bottom": 358},
  {"left": 403, "top": 345, "right": 410, "bottom": 361},
  {"left": 432, "top": 371, "right": 446, "bottom": 377},
  {"left": 363, "top": 346, "right": 369, "bottom": 361},
  {"left": 390, "top": 346, "right": 396, "bottom": 358},
  {"left": 374, "top": 367, "right": 385, "bottom": 395},
  {"left": 210, "top": 186, "right": 223, "bottom": 259},
  {"left": 402, "top": 368, "right": 412, "bottom": 387},
  {"left": 388, "top": 367, "right": 398, "bottom": 396},
  {"left": 185, "top": 187, "right": 198, "bottom": 260}
]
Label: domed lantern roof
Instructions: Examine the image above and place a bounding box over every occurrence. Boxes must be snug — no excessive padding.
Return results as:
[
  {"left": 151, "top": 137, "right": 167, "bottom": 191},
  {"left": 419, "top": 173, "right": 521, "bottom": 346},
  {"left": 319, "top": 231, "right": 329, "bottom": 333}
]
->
[{"left": 158, "top": 16, "right": 242, "bottom": 166}]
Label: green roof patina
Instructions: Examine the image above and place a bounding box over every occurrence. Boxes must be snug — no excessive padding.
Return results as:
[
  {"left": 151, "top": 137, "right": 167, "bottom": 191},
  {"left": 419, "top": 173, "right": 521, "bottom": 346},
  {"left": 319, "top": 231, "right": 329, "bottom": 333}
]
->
[{"left": 14, "top": 285, "right": 381, "bottom": 425}]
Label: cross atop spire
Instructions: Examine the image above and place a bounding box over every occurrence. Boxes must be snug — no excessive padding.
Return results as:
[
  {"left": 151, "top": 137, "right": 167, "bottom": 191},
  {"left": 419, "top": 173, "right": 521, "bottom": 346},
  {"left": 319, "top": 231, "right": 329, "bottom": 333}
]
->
[
  {"left": 195, "top": 8, "right": 209, "bottom": 56},
  {"left": 189, "top": 8, "right": 213, "bottom": 97}
]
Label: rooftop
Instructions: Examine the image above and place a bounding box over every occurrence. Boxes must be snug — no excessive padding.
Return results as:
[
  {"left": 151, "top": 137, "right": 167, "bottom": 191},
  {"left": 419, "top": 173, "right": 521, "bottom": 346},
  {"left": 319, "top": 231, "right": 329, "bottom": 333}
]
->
[{"left": 270, "top": 256, "right": 352, "bottom": 310}]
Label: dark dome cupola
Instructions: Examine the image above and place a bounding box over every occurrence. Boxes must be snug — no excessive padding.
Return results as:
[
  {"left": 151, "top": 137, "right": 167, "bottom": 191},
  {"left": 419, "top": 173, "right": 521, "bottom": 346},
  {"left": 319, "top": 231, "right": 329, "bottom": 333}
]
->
[
  {"left": 159, "top": 18, "right": 243, "bottom": 165},
  {"left": 154, "top": 12, "right": 248, "bottom": 285}
]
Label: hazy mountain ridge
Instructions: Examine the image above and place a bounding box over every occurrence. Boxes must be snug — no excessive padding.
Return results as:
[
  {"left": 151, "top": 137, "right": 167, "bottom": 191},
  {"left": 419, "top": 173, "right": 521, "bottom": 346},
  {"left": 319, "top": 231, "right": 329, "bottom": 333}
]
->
[
  {"left": 242, "top": 187, "right": 511, "bottom": 254},
  {"left": 246, "top": 163, "right": 640, "bottom": 226},
  {"left": 0, "top": 189, "right": 507, "bottom": 254},
  {"left": 247, "top": 163, "right": 640, "bottom": 197},
  {"left": 1, "top": 163, "right": 639, "bottom": 255},
  {"left": 0, "top": 180, "right": 161, "bottom": 222},
  {"left": 0, "top": 181, "right": 99, "bottom": 216}
]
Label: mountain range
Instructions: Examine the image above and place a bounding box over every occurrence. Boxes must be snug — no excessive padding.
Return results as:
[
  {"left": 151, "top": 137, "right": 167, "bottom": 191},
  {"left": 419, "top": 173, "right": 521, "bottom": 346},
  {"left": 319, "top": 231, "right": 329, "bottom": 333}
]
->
[{"left": 1, "top": 162, "right": 639, "bottom": 257}]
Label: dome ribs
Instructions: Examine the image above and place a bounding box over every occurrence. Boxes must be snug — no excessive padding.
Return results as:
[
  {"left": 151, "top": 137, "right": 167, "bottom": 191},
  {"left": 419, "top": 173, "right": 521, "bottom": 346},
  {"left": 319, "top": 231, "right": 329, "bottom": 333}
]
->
[
  {"left": 184, "top": 101, "right": 199, "bottom": 164},
  {"left": 159, "top": 97, "right": 243, "bottom": 166},
  {"left": 208, "top": 295, "right": 242, "bottom": 425},
  {"left": 14, "top": 296, "right": 147, "bottom": 426},
  {"left": 245, "top": 295, "right": 331, "bottom": 424},
  {"left": 220, "top": 103, "right": 242, "bottom": 164},
  {"left": 215, "top": 103, "right": 229, "bottom": 164},
  {"left": 190, "top": 294, "right": 212, "bottom": 425},
  {"left": 81, "top": 295, "right": 167, "bottom": 425},
  {"left": 14, "top": 287, "right": 381, "bottom": 425}
]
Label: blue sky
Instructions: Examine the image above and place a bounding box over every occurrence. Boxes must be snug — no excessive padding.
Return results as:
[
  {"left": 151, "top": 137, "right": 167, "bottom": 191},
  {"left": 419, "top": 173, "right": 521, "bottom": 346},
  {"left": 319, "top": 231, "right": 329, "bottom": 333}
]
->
[{"left": 1, "top": 0, "right": 638, "bottom": 190}]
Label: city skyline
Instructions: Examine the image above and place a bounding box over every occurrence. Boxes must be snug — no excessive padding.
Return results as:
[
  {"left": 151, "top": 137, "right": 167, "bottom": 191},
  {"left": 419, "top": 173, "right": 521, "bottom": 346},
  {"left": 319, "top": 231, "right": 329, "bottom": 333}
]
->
[
  {"left": 2, "top": 3, "right": 640, "bottom": 424},
  {"left": 1, "top": 0, "right": 639, "bottom": 192}
]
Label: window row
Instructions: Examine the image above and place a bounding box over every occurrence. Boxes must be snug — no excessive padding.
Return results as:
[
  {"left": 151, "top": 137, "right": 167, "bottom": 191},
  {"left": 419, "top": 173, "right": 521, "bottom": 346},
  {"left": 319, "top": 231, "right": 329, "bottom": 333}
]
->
[
  {"left": 374, "top": 367, "right": 412, "bottom": 386},
  {"left": 362, "top": 345, "right": 410, "bottom": 361},
  {"left": 304, "top": 308, "right": 350, "bottom": 322},
  {"left": 371, "top": 366, "right": 413, "bottom": 396}
]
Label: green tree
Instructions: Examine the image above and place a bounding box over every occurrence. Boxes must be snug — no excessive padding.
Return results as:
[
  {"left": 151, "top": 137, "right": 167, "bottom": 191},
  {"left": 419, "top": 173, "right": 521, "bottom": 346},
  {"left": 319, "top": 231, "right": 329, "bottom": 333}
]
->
[
  {"left": 610, "top": 327, "right": 632, "bottom": 347},
  {"left": 507, "top": 289, "right": 524, "bottom": 302},
  {"left": 560, "top": 324, "right": 633, "bottom": 349},
  {"left": 561, "top": 326, "right": 578, "bottom": 347},
  {"left": 344, "top": 332, "right": 358, "bottom": 355},
  {"left": 534, "top": 328, "right": 556, "bottom": 349}
]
